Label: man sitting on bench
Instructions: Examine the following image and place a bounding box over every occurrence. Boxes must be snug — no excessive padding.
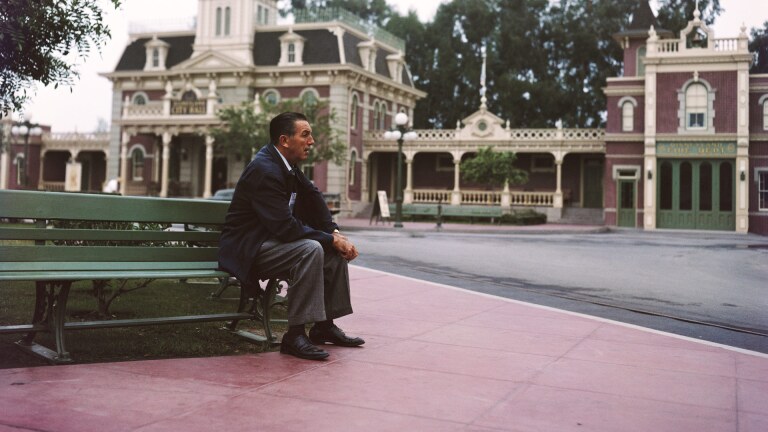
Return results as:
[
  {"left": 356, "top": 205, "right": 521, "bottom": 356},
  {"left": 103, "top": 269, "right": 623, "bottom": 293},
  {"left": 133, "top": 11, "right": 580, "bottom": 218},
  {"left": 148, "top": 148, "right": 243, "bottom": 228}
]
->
[{"left": 219, "top": 112, "right": 364, "bottom": 360}]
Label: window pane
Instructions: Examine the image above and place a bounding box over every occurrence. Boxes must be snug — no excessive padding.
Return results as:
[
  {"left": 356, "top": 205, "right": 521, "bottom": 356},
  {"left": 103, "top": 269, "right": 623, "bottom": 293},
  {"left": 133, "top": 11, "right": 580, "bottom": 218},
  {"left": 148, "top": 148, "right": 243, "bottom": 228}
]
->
[
  {"left": 622, "top": 102, "right": 633, "bottom": 131},
  {"left": 620, "top": 182, "right": 634, "bottom": 209},
  {"left": 759, "top": 171, "right": 768, "bottom": 210},
  {"left": 699, "top": 162, "right": 712, "bottom": 211},
  {"left": 680, "top": 162, "right": 692, "bottom": 211},
  {"left": 719, "top": 162, "right": 733, "bottom": 211},
  {"left": 764, "top": 101, "right": 768, "bottom": 130},
  {"left": 660, "top": 162, "right": 673, "bottom": 210}
]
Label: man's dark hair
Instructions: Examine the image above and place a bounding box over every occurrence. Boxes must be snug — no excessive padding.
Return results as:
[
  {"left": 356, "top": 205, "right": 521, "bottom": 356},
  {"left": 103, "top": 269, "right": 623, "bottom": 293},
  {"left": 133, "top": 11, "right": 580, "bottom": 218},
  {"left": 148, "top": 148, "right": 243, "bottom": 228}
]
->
[{"left": 270, "top": 112, "right": 308, "bottom": 145}]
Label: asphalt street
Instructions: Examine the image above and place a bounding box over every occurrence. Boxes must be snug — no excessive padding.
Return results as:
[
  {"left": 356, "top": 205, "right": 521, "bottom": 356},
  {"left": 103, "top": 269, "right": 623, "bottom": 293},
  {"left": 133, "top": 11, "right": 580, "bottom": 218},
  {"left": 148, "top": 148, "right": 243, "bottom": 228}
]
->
[{"left": 346, "top": 229, "right": 768, "bottom": 353}]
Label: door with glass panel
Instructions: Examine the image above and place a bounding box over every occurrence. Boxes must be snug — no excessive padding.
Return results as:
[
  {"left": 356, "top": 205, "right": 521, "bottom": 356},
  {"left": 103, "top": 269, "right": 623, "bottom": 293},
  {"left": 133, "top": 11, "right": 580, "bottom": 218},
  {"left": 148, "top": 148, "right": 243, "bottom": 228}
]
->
[
  {"left": 656, "top": 159, "right": 735, "bottom": 230},
  {"left": 617, "top": 179, "right": 636, "bottom": 227}
]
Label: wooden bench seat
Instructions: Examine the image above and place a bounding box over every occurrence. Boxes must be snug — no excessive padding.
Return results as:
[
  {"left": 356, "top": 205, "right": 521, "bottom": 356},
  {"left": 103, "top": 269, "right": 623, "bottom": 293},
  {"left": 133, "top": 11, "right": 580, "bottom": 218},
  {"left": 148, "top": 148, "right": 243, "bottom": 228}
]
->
[{"left": 0, "top": 189, "right": 282, "bottom": 364}]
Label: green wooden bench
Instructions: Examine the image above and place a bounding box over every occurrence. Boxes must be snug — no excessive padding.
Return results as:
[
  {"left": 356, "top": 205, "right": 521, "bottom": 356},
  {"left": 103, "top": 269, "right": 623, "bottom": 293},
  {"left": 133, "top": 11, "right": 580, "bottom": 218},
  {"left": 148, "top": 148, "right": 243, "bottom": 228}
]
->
[
  {"left": 390, "top": 204, "right": 502, "bottom": 223},
  {"left": 0, "top": 189, "right": 282, "bottom": 364}
]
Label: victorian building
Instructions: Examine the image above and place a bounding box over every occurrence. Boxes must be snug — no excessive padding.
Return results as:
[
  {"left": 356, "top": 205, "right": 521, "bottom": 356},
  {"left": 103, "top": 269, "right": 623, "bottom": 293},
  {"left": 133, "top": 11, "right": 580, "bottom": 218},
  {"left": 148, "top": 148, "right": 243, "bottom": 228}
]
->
[{"left": 100, "top": 0, "right": 424, "bottom": 209}]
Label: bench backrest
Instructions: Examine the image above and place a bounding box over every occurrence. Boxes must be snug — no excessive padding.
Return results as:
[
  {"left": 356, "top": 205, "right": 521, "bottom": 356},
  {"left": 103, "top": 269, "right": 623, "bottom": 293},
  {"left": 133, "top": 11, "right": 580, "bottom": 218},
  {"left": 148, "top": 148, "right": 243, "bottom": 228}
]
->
[{"left": 0, "top": 190, "right": 229, "bottom": 273}]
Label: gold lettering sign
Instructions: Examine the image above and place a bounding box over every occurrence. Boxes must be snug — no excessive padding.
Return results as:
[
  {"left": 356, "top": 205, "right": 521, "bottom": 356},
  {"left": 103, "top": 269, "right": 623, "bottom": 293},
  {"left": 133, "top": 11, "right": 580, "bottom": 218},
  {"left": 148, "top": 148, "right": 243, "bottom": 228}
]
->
[
  {"left": 171, "top": 100, "right": 207, "bottom": 115},
  {"left": 656, "top": 142, "right": 736, "bottom": 156}
]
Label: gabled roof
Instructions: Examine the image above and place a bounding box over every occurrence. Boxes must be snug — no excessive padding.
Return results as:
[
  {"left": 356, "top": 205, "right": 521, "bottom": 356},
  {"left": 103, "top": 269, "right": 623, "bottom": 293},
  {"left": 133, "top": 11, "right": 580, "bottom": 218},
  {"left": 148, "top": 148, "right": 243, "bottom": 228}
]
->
[{"left": 613, "top": 1, "right": 673, "bottom": 41}]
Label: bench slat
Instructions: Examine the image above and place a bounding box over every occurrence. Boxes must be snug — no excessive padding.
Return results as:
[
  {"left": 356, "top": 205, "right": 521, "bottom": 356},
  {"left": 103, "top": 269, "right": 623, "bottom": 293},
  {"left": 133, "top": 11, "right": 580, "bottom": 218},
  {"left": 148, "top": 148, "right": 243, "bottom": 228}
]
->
[
  {"left": 0, "top": 190, "right": 228, "bottom": 224},
  {"left": 0, "top": 261, "right": 220, "bottom": 272},
  {"left": 0, "top": 228, "right": 220, "bottom": 242},
  {"left": 0, "top": 246, "right": 218, "bottom": 263},
  {"left": 0, "top": 269, "right": 228, "bottom": 281}
]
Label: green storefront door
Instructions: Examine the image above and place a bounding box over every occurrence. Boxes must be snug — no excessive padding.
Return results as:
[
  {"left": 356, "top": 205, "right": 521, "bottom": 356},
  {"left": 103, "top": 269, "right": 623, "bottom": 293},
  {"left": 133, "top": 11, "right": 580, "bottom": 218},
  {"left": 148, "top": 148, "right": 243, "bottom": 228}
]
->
[
  {"left": 656, "top": 159, "right": 735, "bottom": 230},
  {"left": 617, "top": 179, "right": 636, "bottom": 227}
]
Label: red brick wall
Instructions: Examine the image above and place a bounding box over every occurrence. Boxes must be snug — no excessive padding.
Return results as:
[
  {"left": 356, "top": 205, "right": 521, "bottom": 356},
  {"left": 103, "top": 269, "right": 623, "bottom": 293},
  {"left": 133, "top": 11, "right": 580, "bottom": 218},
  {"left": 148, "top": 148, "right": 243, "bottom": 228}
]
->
[
  {"left": 656, "top": 71, "right": 738, "bottom": 134},
  {"left": 749, "top": 92, "right": 768, "bottom": 134}
]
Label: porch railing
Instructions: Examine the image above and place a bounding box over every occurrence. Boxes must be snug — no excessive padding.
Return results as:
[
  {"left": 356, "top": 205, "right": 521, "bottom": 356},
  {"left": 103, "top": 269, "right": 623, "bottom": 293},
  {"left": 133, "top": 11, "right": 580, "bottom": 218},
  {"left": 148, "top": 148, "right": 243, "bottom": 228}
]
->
[
  {"left": 410, "top": 189, "right": 555, "bottom": 207},
  {"left": 40, "top": 181, "right": 65, "bottom": 192}
]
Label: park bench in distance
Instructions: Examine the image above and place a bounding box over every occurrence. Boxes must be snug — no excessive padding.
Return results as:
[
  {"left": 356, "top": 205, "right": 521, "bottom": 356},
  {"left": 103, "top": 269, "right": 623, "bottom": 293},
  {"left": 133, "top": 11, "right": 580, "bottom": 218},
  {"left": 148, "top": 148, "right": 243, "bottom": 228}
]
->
[{"left": 0, "top": 190, "right": 282, "bottom": 364}]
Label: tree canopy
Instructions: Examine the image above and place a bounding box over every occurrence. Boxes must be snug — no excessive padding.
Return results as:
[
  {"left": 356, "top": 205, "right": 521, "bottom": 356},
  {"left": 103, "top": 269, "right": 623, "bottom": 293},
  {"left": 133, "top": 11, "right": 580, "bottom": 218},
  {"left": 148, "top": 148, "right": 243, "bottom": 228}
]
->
[
  {"left": 0, "top": 0, "right": 122, "bottom": 116},
  {"left": 210, "top": 96, "right": 347, "bottom": 170},
  {"left": 461, "top": 147, "right": 528, "bottom": 189}
]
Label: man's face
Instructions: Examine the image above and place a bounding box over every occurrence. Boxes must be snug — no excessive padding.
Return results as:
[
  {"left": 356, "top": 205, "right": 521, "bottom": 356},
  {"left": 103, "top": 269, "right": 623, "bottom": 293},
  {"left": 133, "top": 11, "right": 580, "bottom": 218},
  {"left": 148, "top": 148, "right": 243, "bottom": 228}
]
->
[{"left": 279, "top": 120, "right": 314, "bottom": 165}]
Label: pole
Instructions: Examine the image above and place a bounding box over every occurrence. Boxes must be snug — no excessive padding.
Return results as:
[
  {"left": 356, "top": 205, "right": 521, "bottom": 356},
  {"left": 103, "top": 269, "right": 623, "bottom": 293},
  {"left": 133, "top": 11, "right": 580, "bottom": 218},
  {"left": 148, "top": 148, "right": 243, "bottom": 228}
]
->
[
  {"left": 394, "top": 135, "right": 404, "bottom": 228},
  {"left": 23, "top": 132, "right": 30, "bottom": 188}
]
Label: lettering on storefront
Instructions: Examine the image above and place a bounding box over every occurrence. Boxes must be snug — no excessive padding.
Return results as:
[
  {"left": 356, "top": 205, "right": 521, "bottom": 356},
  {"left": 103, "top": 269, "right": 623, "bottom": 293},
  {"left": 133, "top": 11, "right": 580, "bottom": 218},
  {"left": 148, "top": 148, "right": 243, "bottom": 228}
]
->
[
  {"left": 170, "top": 100, "right": 207, "bottom": 115},
  {"left": 656, "top": 142, "right": 737, "bottom": 156}
]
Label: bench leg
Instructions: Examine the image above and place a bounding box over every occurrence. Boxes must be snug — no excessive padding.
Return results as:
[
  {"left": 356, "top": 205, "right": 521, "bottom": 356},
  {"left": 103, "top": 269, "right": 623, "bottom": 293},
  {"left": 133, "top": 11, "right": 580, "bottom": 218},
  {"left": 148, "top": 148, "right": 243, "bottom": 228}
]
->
[
  {"left": 16, "top": 281, "right": 73, "bottom": 364},
  {"left": 210, "top": 277, "right": 235, "bottom": 298},
  {"left": 226, "top": 278, "right": 284, "bottom": 348}
]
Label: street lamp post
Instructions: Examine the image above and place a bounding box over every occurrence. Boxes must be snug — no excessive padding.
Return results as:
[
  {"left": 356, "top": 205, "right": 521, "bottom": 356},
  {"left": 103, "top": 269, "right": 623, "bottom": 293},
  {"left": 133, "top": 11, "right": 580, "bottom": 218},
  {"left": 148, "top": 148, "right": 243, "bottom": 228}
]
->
[
  {"left": 10, "top": 120, "right": 43, "bottom": 188},
  {"left": 383, "top": 112, "right": 418, "bottom": 228}
]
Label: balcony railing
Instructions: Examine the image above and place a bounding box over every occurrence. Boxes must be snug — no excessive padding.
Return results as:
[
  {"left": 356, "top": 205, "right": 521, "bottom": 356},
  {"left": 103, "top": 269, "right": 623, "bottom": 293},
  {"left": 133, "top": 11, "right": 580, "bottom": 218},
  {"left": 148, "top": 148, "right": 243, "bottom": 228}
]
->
[{"left": 294, "top": 7, "right": 405, "bottom": 52}]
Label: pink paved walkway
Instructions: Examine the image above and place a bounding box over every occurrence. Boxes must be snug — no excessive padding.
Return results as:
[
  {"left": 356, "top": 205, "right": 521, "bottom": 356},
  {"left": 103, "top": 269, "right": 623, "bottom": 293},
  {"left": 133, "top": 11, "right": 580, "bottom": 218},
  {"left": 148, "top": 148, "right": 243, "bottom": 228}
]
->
[{"left": 1, "top": 266, "right": 767, "bottom": 432}]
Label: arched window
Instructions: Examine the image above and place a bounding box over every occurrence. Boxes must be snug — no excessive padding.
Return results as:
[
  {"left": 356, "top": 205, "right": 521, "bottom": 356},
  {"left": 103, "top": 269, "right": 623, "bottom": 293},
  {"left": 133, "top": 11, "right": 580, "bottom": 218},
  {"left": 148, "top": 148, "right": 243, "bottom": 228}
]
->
[
  {"left": 300, "top": 89, "right": 318, "bottom": 107},
  {"left": 378, "top": 101, "right": 387, "bottom": 129},
  {"left": 131, "top": 148, "right": 145, "bottom": 181},
  {"left": 132, "top": 93, "right": 147, "bottom": 105},
  {"left": 636, "top": 46, "right": 646, "bottom": 77},
  {"left": 372, "top": 101, "right": 380, "bottom": 130},
  {"left": 349, "top": 149, "right": 357, "bottom": 186},
  {"left": 181, "top": 90, "right": 197, "bottom": 101},
  {"left": 621, "top": 101, "right": 634, "bottom": 132},
  {"left": 151, "top": 48, "right": 160, "bottom": 68},
  {"left": 350, "top": 94, "right": 359, "bottom": 129},
  {"left": 263, "top": 90, "right": 279, "bottom": 105},
  {"left": 764, "top": 99, "right": 768, "bottom": 130},
  {"left": 224, "top": 7, "right": 231, "bottom": 36},
  {"left": 215, "top": 7, "right": 222, "bottom": 36},
  {"left": 288, "top": 43, "right": 296, "bottom": 63},
  {"left": 685, "top": 83, "right": 707, "bottom": 130}
]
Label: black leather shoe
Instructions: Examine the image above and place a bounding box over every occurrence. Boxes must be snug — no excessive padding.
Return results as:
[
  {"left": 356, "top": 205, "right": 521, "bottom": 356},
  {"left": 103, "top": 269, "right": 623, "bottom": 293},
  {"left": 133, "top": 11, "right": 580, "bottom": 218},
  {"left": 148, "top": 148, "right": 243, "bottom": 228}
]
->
[
  {"left": 309, "top": 324, "right": 365, "bottom": 347},
  {"left": 280, "top": 334, "right": 329, "bottom": 360}
]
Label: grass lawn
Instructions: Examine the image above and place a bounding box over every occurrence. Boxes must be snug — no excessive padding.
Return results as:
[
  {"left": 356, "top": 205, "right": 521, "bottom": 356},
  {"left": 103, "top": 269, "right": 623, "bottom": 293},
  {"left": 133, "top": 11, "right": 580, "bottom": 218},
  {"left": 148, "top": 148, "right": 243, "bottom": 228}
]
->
[{"left": 0, "top": 278, "right": 286, "bottom": 368}]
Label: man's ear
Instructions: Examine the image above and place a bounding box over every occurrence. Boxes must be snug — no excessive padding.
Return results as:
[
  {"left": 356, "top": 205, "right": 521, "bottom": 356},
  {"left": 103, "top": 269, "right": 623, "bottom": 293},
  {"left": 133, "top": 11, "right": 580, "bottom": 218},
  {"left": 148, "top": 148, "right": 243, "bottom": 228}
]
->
[{"left": 278, "top": 135, "right": 288, "bottom": 148}]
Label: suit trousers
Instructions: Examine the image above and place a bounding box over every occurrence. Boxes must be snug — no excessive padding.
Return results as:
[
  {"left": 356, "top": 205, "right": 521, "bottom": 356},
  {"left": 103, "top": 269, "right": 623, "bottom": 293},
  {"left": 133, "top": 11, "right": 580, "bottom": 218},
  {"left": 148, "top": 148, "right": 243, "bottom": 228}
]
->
[{"left": 252, "top": 238, "right": 353, "bottom": 326}]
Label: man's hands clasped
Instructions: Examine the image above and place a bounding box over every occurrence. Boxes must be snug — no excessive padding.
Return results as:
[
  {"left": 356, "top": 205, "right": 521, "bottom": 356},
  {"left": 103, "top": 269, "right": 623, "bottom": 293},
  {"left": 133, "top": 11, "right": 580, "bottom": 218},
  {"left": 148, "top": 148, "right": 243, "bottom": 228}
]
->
[{"left": 332, "top": 231, "right": 358, "bottom": 261}]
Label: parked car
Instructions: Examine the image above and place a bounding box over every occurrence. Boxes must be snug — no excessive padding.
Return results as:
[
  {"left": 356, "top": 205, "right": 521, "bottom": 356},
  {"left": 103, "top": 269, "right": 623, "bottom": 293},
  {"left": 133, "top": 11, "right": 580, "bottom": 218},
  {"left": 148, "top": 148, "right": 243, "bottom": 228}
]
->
[{"left": 208, "top": 188, "right": 234, "bottom": 201}]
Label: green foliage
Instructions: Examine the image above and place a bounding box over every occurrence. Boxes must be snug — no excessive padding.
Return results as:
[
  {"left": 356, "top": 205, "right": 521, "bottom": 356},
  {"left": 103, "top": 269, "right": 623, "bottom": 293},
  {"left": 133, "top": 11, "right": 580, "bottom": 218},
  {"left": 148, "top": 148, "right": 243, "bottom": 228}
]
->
[
  {"left": 500, "top": 209, "right": 547, "bottom": 225},
  {"left": 655, "top": 0, "right": 721, "bottom": 32},
  {"left": 0, "top": 0, "right": 122, "bottom": 116},
  {"left": 749, "top": 21, "right": 768, "bottom": 73},
  {"left": 210, "top": 96, "right": 347, "bottom": 167},
  {"left": 461, "top": 147, "right": 528, "bottom": 190}
]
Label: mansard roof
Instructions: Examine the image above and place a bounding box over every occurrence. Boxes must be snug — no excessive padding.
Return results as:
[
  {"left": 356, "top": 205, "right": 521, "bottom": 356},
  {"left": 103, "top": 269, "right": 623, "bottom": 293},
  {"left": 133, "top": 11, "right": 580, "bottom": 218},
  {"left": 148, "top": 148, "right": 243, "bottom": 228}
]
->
[{"left": 113, "top": 29, "right": 412, "bottom": 86}]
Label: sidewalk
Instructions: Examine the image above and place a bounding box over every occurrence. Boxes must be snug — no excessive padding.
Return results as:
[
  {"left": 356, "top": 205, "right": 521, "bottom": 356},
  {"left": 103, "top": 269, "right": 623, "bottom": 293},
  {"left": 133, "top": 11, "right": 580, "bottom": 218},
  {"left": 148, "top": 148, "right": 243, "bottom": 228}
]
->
[
  {"left": 1, "top": 266, "right": 766, "bottom": 432},
  {"left": 337, "top": 216, "right": 609, "bottom": 234}
]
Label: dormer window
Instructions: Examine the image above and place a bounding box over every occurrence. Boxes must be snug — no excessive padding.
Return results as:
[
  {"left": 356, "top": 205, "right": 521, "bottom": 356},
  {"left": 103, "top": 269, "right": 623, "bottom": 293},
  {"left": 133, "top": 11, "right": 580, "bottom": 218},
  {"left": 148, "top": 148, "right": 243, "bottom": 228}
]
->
[
  {"left": 279, "top": 29, "right": 305, "bottom": 66},
  {"left": 386, "top": 53, "right": 404, "bottom": 83},
  {"left": 357, "top": 40, "right": 377, "bottom": 72},
  {"left": 143, "top": 36, "right": 170, "bottom": 71}
]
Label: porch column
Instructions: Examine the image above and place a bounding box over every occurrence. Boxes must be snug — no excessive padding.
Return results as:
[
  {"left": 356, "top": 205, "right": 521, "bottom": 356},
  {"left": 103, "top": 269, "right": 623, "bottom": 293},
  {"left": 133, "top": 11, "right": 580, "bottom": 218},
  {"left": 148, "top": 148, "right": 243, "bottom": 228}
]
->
[
  {"left": 404, "top": 154, "right": 414, "bottom": 204},
  {"left": 64, "top": 150, "right": 81, "bottom": 192},
  {"left": 119, "top": 131, "right": 130, "bottom": 195},
  {"left": 553, "top": 152, "right": 564, "bottom": 209},
  {"left": 203, "top": 135, "right": 214, "bottom": 198},
  {"left": 451, "top": 156, "right": 461, "bottom": 205},
  {"left": 160, "top": 131, "right": 172, "bottom": 197},
  {"left": 360, "top": 154, "right": 369, "bottom": 203}
]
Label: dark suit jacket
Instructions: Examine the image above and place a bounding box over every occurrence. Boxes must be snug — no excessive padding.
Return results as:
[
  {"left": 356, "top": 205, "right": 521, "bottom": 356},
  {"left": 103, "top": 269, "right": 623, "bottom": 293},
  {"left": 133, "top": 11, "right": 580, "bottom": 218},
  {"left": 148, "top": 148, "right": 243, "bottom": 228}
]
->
[{"left": 218, "top": 144, "right": 338, "bottom": 285}]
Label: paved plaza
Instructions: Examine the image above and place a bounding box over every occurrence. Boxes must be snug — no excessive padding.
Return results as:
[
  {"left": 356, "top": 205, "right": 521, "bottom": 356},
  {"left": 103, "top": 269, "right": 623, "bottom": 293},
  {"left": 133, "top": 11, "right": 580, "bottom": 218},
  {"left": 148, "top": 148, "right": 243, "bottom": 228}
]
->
[{"left": 1, "top": 264, "right": 766, "bottom": 432}]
